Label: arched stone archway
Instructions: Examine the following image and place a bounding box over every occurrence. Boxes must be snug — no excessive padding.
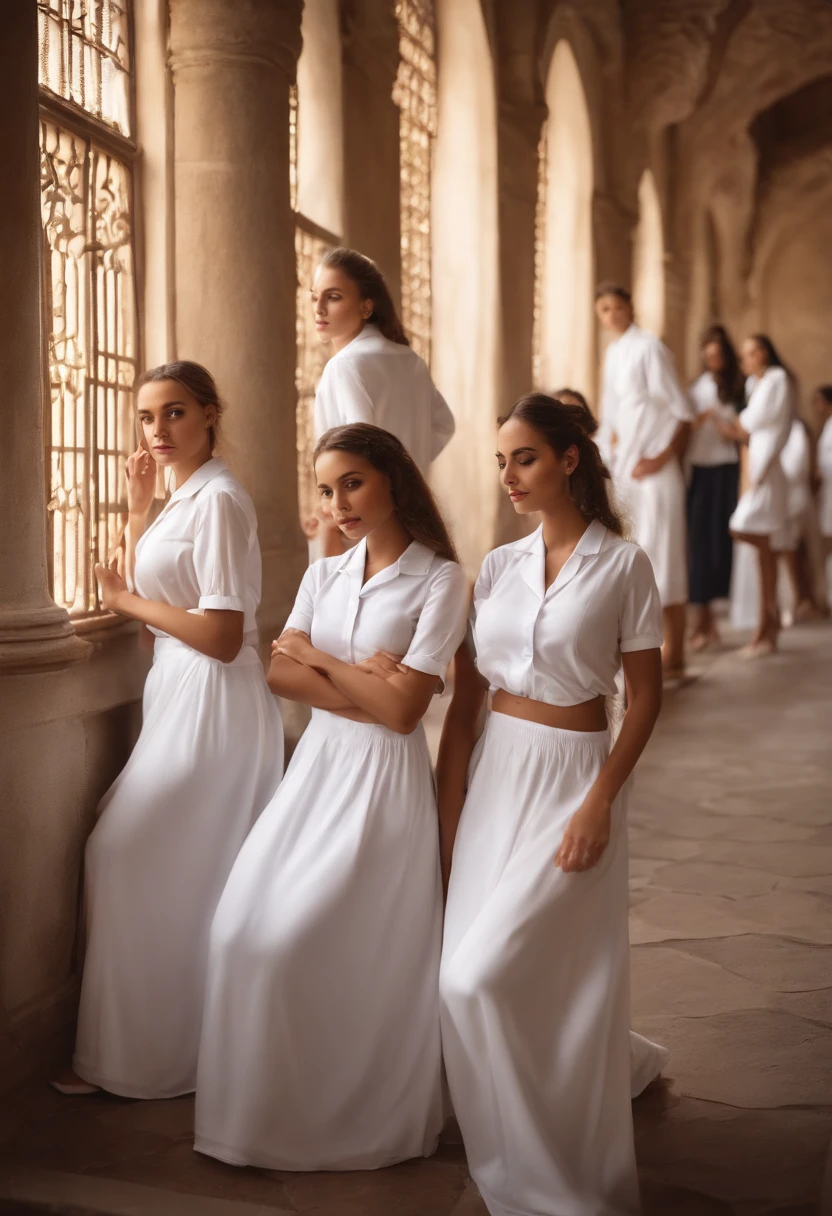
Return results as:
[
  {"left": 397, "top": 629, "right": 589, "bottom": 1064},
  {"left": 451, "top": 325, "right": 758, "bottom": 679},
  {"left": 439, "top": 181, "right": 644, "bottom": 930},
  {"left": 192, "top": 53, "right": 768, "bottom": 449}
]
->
[
  {"left": 535, "top": 40, "right": 595, "bottom": 399},
  {"left": 633, "top": 168, "right": 665, "bottom": 338}
]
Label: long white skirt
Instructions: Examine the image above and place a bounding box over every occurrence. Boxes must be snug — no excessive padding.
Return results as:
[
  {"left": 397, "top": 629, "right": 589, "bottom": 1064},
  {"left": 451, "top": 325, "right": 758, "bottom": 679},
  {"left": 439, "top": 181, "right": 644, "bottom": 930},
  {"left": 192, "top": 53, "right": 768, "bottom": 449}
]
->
[
  {"left": 195, "top": 709, "right": 444, "bottom": 1171},
  {"left": 618, "top": 460, "right": 687, "bottom": 606},
  {"left": 74, "top": 637, "right": 283, "bottom": 1099},
  {"left": 440, "top": 713, "right": 646, "bottom": 1216}
]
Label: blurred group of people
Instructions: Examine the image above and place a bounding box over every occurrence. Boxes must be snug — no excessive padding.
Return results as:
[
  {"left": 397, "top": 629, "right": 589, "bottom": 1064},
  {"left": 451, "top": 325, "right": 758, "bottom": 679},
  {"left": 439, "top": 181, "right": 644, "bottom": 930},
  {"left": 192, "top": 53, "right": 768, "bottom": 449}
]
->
[{"left": 593, "top": 285, "right": 832, "bottom": 673}]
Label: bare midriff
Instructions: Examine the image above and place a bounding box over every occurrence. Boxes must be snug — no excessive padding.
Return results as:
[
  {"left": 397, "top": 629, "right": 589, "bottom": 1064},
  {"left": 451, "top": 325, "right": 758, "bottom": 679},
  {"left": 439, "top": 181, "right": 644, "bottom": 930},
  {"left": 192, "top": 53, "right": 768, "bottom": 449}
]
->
[{"left": 491, "top": 689, "right": 608, "bottom": 732}]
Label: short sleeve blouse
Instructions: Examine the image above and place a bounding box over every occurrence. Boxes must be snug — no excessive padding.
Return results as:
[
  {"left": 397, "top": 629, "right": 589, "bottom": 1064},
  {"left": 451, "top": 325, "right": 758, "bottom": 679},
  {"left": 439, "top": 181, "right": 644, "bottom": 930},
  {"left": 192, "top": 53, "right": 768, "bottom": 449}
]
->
[
  {"left": 742, "top": 367, "right": 792, "bottom": 486},
  {"left": 284, "top": 538, "right": 468, "bottom": 685},
  {"left": 134, "top": 458, "right": 261, "bottom": 647},
  {"left": 471, "top": 520, "right": 662, "bottom": 706},
  {"left": 313, "top": 324, "right": 455, "bottom": 474},
  {"left": 687, "top": 373, "right": 739, "bottom": 467}
]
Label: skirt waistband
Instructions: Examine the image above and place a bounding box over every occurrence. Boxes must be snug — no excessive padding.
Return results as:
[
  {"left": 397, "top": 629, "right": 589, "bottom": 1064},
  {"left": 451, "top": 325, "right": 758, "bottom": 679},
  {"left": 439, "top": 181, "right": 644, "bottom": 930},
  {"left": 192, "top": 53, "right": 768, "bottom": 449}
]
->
[
  {"left": 485, "top": 709, "right": 610, "bottom": 749},
  {"left": 152, "top": 636, "right": 263, "bottom": 669},
  {"left": 308, "top": 708, "right": 426, "bottom": 745}
]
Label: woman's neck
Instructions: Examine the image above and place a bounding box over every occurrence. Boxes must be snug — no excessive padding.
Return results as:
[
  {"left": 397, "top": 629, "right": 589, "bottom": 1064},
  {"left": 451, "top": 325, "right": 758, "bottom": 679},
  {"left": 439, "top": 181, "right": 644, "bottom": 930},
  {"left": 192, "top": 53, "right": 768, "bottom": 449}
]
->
[
  {"left": 539, "top": 501, "right": 591, "bottom": 553},
  {"left": 330, "top": 320, "right": 368, "bottom": 355},
  {"left": 172, "top": 449, "right": 214, "bottom": 490},
  {"left": 364, "top": 514, "right": 412, "bottom": 577}
]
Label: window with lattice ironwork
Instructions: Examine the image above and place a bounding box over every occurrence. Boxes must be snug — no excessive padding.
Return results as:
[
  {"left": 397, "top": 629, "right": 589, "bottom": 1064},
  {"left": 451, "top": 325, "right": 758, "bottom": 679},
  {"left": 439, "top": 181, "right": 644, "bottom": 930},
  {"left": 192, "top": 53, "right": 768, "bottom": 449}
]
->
[
  {"left": 38, "top": 0, "right": 138, "bottom": 623},
  {"left": 393, "top": 0, "right": 437, "bottom": 365}
]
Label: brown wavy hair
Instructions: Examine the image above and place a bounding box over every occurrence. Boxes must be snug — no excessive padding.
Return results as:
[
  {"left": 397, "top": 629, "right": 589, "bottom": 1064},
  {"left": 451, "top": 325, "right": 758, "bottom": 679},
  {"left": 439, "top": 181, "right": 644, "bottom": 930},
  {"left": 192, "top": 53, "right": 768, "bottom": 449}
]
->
[
  {"left": 498, "top": 393, "right": 623, "bottom": 535},
  {"left": 700, "top": 324, "right": 743, "bottom": 405},
  {"left": 135, "top": 361, "right": 224, "bottom": 451},
  {"left": 552, "top": 387, "right": 598, "bottom": 435},
  {"left": 314, "top": 424, "right": 457, "bottom": 562},
  {"left": 319, "top": 247, "right": 410, "bottom": 346}
]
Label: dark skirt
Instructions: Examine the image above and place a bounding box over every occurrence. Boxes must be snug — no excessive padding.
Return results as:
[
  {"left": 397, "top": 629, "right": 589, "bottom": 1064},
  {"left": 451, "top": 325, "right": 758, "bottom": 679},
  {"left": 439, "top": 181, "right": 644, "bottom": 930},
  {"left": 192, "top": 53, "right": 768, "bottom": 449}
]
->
[{"left": 687, "top": 463, "right": 739, "bottom": 604}]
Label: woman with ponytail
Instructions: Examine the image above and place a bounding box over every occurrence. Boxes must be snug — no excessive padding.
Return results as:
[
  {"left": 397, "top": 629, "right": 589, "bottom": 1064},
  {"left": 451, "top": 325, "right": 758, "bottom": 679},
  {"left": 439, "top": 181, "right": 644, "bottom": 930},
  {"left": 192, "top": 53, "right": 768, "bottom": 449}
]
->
[
  {"left": 196, "top": 424, "right": 467, "bottom": 1170},
  {"left": 311, "top": 247, "right": 455, "bottom": 554},
  {"left": 52, "top": 362, "right": 283, "bottom": 1099},
  {"left": 437, "top": 394, "right": 665, "bottom": 1216}
]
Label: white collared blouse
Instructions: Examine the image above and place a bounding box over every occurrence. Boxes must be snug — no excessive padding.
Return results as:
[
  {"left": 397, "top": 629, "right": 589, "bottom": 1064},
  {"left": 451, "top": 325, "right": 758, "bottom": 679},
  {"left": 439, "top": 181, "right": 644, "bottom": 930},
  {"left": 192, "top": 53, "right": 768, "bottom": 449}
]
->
[
  {"left": 134, "top": 457, "right": 262, "bottom": 647},
  {"left": 599, "top": 324, "right": 694, "bottom": 479},
  {"left": 472, "top": 520, "right": 663, "bottom": 707},
  {"left": 741, "top": 367, "right": 792, "bottom": 487},
  {"left": 313, "top": 324, "right": 456, "bottom": 475},
  {"left": 284, "top": 538, "right": 468, "bottom": 683},
  {"left": 687, "top": 373, "right": 739, "bottom": 467}
]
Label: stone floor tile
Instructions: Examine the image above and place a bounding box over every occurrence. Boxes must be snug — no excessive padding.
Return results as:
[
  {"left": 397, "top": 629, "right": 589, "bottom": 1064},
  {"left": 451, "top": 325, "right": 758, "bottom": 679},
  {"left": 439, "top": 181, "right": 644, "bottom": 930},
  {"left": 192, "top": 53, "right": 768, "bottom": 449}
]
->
[
  {"left": 628, "top": 891, "right": 760, "bottom": 943},
  {"left": 677, "top": 934, "right": 831, "bottom": 992},
  {"left": 631, "top": 945, "right": 769, "bottom": 1019},
  {"left": 0, "top": 1165, "right": 294, "bottom": 1214},
  {"left": 634, "top": 1095, "right": 832, "bottom": 1208},
  {"left": 703, "top": 839, "right": 832, "bottom": 878},
  {"left": 447, "top": 1181, "right": 488, "bottom": 1215},
  {"left": 647, "top": 859, "right": 778, "bottom": 898},
  {"left": 88, "top": 1142, "right": 296, "bottom": 1209},
  {"left": 274, "top": 1148, "right": 468, "bottom": 1215},
  {"left": 634, "top": 1008, "right": 832, "bottom": 1106}
]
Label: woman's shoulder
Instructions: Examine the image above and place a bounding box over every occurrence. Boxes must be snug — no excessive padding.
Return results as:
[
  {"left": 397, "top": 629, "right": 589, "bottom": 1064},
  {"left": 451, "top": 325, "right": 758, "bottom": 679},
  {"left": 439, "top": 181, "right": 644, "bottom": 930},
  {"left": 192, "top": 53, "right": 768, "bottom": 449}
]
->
[
  {"left": 423, "top": 552, "right": 467, "bottom": 595},
  {"left": 599, "top": 530, "right": 653, "bottom": 577},
  {"left": 198, "top": 466, "right": 256, "bottom": 521},
  {"left": 763, "top": 365, "right": 788, "bottom": 387}
]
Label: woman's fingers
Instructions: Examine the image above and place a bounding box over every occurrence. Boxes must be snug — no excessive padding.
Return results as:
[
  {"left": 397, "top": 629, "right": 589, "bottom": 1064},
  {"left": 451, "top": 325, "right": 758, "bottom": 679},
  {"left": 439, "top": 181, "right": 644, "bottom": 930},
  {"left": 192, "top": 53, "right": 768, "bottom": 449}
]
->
[{"left": 556, "top": 832, "right": 608, "bottom": 872}]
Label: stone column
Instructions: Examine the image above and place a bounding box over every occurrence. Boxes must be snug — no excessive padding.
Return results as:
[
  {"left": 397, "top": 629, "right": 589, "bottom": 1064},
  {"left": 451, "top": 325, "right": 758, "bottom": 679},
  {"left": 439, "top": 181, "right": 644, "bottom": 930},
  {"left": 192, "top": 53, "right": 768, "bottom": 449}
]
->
[
  {"left": 0, "top": 1, "right": 90, "bottom": 672},
  {"left": 341, "top": 0, "right": 402, "bottom": 304},
  {"left": 592, "top": 191, "right": 637, "bottom": 290},
  {"left": 169, "top": 0, "right": 307, "bottom": 652},
  {"left": 493, "top": 96, "right": 546, "bottom": 547}
]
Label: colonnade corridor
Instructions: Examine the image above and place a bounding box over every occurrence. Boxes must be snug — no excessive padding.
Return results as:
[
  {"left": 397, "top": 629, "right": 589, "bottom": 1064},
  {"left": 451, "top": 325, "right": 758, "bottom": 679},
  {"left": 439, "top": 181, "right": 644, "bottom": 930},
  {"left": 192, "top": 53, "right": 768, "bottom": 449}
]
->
[{"left": 0, "top": 623, "right": 830, "bottom": 1215}]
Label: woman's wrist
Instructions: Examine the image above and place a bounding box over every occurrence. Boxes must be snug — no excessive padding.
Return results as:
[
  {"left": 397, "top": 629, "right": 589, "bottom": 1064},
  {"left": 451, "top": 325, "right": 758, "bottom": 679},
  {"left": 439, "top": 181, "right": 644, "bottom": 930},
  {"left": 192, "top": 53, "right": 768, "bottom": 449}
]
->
[
  {"left": 109, "top": 588, "right": 136, "bottom": 617},
  {"left": 310, "top": 649, "right": 335, "bottom": 675}
]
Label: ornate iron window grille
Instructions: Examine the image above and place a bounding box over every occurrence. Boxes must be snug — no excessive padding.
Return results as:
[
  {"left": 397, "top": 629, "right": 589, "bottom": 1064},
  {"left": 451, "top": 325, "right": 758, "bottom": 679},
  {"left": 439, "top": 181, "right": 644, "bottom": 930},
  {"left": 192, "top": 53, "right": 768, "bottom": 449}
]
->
[
  {"left": 393, "top": 0, "right": 437, "bottom": 365},
  {"left": 38, "top": 0, "right": 138, "bottom": 622}
]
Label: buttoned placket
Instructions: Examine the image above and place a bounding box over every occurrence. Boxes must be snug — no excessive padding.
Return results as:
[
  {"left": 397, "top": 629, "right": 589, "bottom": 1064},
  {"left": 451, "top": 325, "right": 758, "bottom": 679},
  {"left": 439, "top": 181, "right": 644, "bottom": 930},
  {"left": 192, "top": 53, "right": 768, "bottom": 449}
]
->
[
  {"left": 337, "top": 541, "right": 409, "bottom": 663},
  {"left": 515, "top": 523, "right": 602, "bottom": 697}
]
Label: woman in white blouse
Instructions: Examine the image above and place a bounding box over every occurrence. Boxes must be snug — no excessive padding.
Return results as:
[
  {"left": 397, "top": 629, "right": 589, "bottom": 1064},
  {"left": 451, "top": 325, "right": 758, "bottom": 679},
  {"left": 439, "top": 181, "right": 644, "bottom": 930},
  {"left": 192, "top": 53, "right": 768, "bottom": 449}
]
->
[
  {"left": 686, "top": 325, "right": 742, "bottom": 651},
  {"left": 713, "top": 335, "right": 793, "bottom": 658},
  {"left": 195, "top": 424, "right": 467, "bottom": 1170},
  {"left": 311, "top": 247, "right": 455, "bottom": 554},
  {"left": 52, "top": 362, "right": 283, "bottom": 1099},
  {"left": 596, "top": 284, "right": 694, "bottom": 678},
  {"left": 437, "top": 394, "right": 665, "bottom": 1216}
]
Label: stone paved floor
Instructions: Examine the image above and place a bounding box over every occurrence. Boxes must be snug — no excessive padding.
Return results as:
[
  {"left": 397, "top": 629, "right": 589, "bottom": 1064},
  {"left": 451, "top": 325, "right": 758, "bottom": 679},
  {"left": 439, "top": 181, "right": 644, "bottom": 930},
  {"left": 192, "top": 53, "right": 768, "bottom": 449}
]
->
[{"left": 1, "top": 622, "right": 831, "bottom": 1215}]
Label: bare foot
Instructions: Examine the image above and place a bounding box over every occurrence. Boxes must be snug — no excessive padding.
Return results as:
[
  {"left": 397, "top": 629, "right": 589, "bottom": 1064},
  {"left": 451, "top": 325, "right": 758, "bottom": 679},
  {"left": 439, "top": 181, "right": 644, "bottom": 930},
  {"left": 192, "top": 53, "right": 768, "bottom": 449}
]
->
[
  {"left": 739, "top": 638, "right": 776, "bottom": 660},
  {"left": 50, "top": 1066, "right": 100, "bottom": 1096},
  {"left": 689, "top": 627, "right": 720, "bottom": 654}
]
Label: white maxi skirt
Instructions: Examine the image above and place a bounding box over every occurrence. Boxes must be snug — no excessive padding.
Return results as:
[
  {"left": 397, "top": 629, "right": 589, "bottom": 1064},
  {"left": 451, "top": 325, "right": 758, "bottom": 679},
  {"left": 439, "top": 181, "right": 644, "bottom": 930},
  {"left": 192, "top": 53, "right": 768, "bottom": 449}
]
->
[
  {"left": 195, "top": 709, "right": 444, "bottom": 1171},
  {"left": 617, "top": 460, "right": 687, "bottom": 607},
  {"left": 74, "top": 637, "right": 283, "bottom": 1099},
  {"left": 440, "top": 713, "right": 648, "bottom": 1216}
]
